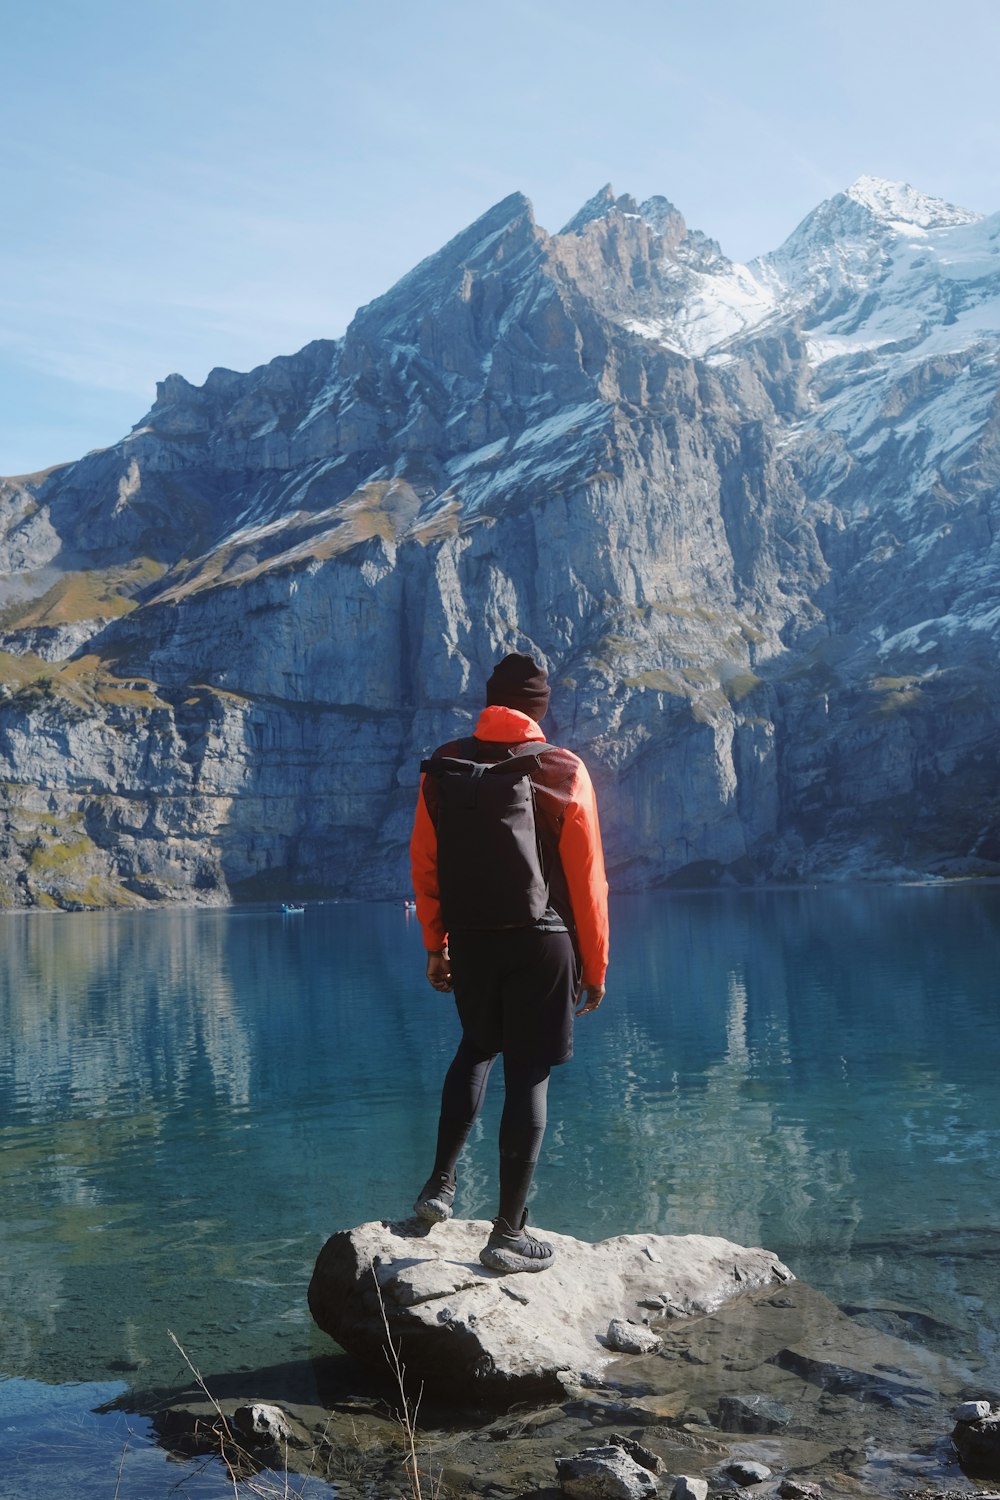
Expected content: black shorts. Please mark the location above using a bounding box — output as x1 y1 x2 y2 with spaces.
448 926 581 1068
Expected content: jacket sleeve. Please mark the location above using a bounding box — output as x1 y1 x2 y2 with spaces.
410 774 447 952
558 760 609 988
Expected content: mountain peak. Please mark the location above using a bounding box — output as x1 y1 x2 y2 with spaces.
559 186 695 255
350 190 539 332
560 185 621 235
843 175 980 230
761 175 986 282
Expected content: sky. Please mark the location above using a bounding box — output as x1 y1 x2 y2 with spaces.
2 0 999 478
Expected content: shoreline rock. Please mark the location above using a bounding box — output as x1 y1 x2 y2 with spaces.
952 1402 1000 1478
308 1217 793 1402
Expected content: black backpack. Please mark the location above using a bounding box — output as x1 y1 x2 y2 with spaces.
420 740 551 930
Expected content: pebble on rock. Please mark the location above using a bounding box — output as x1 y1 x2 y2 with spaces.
606 1318 663 1355
955 1400 994 1422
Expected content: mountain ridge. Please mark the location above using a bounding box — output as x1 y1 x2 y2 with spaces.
1 176 998 908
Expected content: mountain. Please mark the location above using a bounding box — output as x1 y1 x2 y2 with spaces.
1 176 999 909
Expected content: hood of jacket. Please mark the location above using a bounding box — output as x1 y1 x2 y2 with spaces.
473 705 546 743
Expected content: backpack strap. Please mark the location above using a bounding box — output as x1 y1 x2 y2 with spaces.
458 737 550 764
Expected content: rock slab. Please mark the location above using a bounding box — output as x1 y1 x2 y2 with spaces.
308 1218 793 1402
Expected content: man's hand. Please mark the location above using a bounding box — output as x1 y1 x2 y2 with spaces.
575 982 605 1015
426 947 453 993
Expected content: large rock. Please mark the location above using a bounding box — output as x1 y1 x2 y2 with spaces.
952 1405 1000 1478
307 1218 793 1403
556 1444 659 1499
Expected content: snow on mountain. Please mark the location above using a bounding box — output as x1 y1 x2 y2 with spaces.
755 175 983 292
686 177 1000 531
755 176 996 352
622 258 776 359
581 175 997 387
3 173 1000 907
843 174 981 231
547 187 778 359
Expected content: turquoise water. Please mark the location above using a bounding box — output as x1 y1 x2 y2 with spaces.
2 887 1000 1493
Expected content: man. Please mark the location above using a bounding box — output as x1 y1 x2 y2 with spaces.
409 652 609 1273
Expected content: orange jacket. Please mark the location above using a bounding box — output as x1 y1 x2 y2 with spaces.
410 704 609 988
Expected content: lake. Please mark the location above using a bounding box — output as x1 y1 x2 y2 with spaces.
2 886 1000 1495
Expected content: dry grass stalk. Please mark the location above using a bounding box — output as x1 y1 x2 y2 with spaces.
370 1263 444 1500
108 1321 445 1500
166 1330 307 1500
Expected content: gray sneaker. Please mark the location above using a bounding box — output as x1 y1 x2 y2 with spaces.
479 1212 554 1273
413 1171 456 1224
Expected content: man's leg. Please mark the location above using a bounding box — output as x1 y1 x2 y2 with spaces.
415 1034 497 1222
497 1057 550 1228
434 1035 498 1179
479 1057 555 1269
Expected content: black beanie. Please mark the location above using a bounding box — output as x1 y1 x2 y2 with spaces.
486 653 550 721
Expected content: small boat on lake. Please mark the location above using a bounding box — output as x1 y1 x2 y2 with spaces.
281 903 305 915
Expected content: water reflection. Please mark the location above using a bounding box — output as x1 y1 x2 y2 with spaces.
542 886 1000 1368
0 907 421 1388
1 910 250 1113
2 888 1000 1398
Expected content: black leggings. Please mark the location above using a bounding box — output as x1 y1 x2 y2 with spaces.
432 1035 550 1226
436 1035 550 1165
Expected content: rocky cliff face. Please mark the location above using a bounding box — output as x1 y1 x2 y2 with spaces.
2 176 999 908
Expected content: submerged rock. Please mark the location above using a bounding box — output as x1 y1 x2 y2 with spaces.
308 1218 793 1403
719 1457 772 1485
714 1392 792 1433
